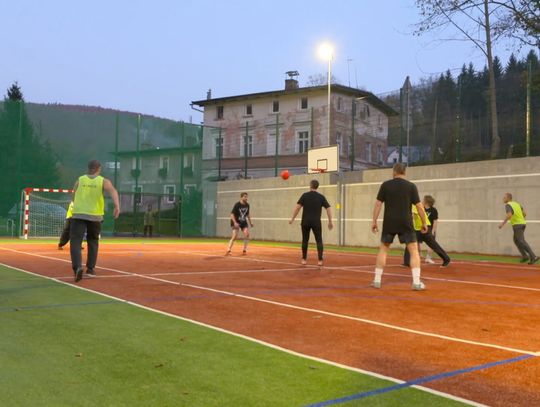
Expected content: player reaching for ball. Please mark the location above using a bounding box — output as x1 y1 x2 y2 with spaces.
226 192 253 256
289 179 333 266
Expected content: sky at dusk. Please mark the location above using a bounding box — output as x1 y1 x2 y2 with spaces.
1 0 528 122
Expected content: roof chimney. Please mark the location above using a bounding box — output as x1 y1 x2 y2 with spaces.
207 89 212 100
285 71 299 90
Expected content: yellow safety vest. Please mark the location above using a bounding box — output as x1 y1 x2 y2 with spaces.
412 204 431 231
507 201 526 226
66 202 74 219
73 175 105 216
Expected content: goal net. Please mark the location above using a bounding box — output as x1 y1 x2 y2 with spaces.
21 188 73 239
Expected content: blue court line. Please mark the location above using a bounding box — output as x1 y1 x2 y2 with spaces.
305 354 536 407
0 299 119 312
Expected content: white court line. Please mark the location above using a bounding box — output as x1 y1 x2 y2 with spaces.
1 247 538 357
344 218 540 224
6 245 540 291
52 267 309 280
0 262 485 407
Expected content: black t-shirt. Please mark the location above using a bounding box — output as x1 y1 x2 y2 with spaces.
376 178 420 234
425 206 438 225
230 202 250 226
297 191 330 226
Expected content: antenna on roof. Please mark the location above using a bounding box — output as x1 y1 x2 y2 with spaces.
285 70 299 79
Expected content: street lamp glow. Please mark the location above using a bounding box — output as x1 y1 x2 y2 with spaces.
317 42 334 61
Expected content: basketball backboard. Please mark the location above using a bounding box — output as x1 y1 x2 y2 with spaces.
307 145 339 173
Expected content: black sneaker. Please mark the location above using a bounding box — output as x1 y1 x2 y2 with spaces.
529 256 539 265
74 267 84 282
86 268 96 277
519 257 529 263
441 260 451 268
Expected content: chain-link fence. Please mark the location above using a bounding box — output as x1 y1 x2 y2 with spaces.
0 101 204 237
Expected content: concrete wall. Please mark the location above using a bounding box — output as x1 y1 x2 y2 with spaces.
214 157 540 255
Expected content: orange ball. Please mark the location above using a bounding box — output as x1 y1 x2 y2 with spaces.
281 170 290 180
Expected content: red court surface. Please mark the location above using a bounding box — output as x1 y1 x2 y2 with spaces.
1 241 539 406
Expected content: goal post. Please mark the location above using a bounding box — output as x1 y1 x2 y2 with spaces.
21 188 73 239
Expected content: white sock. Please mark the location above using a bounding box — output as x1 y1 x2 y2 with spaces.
412 268 421 285
374 268 383 283
243 239 249 251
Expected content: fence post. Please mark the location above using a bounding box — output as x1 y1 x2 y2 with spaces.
274 114 279 177
456 77 462 162
526 59 532 157
350 99 355 171
244 122 248 179
218 127 222 180
133 113 141 236
114 113 119 188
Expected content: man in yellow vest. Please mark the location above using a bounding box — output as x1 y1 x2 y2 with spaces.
70 160 120 282
499 192 538 265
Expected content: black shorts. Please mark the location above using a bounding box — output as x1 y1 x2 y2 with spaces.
381 231 417 244
231 220 249 230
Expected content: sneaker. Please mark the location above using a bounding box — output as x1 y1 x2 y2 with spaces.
74 267 84 282
412 281 426 291
529 256 539 265
371 281 381 289
441 260 451 268
225 250 231 256
58 244 63 250
242 250 247 256
301 259 307 265
317 261 323 267
400 263 410 268
519 257 529 263
86 268 96 277
425 258 435 264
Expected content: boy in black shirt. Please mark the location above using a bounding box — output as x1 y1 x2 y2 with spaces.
226 192 253 255
371 163 428 290
289 180 333 266
423 195 438 264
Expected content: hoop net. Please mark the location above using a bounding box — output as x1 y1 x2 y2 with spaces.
21 188 73 239
309 168 327 173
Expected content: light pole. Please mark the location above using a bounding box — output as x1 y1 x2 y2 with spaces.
318 42 334 145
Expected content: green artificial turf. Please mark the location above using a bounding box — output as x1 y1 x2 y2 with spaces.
0 264 469 407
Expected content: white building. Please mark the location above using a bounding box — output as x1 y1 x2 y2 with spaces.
192 78 397 179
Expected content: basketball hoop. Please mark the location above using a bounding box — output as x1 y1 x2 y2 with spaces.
310 168 327 173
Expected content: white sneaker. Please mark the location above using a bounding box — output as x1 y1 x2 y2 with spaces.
412 281 426 291
371 281 381 289
425 258 435 264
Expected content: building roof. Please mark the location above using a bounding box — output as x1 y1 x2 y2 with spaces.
191 84 398 116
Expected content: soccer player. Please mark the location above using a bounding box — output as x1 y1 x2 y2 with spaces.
423 195 438 264
226 192 253 255
498 192 539 265
58 201 84 251
70 160 120 282
289 179 333 266
403 203 451 268
371 163 428 290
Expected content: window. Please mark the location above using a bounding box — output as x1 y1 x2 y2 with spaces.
160 156 169 171
216 105 224 119
377 145 383 164
297 131 309 154
245 104 253 116
241 134 253 157
214 134 223 158
267 132 279 155
365 142 372 162
133 185 142 206
336 132 342 156
272 100 279 113
183 153 195 175
378 114 383 127
300 97 308 109
164 185 175 204
337 97 342 111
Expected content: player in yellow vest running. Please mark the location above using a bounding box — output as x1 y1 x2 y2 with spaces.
70 160 120 282
498 193 538 265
